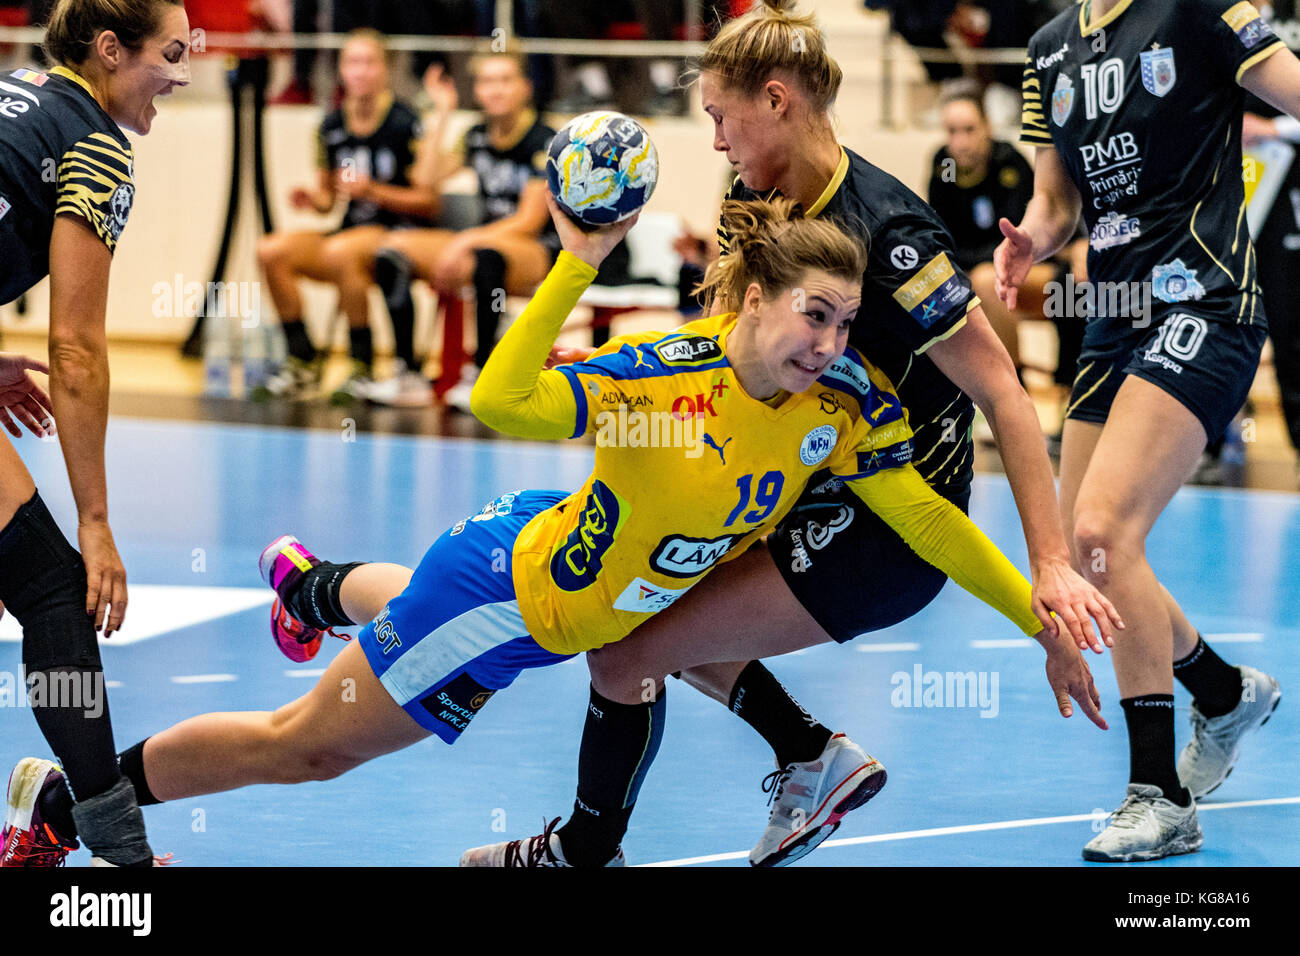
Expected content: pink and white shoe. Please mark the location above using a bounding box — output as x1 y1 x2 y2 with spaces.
258 535 348 663
750 733 887 867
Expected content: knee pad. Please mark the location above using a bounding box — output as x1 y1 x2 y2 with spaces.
0 492 101 670
374 248 414 308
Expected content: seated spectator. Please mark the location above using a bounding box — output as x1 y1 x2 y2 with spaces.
927 87 1086 396
257 29 439 401
365 49 560 410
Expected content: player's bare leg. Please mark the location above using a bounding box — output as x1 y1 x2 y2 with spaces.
141 640 429 801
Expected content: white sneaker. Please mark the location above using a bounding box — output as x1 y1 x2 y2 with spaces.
459 817 626 867
365 362 433 408
329 360 376 406
1178 665 1281 799
251 356 321 401
442 364 480 413
1082 783 1202 862
749 733 887 867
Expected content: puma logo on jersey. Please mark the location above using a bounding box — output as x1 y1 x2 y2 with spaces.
702 433 732 464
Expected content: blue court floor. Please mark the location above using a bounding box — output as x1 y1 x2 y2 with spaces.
3 418 1297 866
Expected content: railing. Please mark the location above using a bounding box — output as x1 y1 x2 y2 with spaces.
0 11 1035 129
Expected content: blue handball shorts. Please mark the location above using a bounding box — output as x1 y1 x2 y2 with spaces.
358 490 575 744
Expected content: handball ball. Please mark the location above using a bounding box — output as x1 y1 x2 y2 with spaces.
547 111 659 225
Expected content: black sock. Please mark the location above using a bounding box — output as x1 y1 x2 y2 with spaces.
375 249 418 370
284 561 363 630
348 327 373 369
1121 694 1190 806
556 685 666 867
280 319 316 363
116 739 161 807
728 661 833 768
41 738 161 842
26 666 121 802
472 248 507 369
1174 635 1241 719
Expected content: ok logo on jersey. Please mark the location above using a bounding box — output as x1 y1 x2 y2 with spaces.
551 480 627 591
671 392 718 420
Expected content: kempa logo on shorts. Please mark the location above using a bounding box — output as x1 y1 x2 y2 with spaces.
799 424 837 466
0 194 9 221
50 887 151 936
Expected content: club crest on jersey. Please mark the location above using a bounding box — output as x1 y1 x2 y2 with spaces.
1151 260 1206 304
799 424 837 467
107 182 134 241
1052 75 1075 127
1140 47 1176 98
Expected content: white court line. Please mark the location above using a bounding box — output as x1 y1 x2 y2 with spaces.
639 796 1300 867
106 681 123 689
1204 633 1265 643
970 639 1035 649
284 669 326 678
856 643 921 653
170 674 239 684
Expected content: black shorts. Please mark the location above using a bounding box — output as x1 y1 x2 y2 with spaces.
767 474 971 644
1067 310 1268 440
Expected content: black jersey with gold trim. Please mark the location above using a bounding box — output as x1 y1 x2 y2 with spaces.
0 66 134 304
1021 0 1286 335
318 97 424 230
720 147 979 497
458 112 555 224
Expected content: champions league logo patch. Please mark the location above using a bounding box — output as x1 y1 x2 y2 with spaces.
107 182 134 241
1152 260 1206 304
1052 75 1075 127
1140 46 1176 98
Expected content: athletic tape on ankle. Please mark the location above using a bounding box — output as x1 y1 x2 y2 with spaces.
69 776 153 866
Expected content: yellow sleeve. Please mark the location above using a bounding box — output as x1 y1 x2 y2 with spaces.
55 133 134 251
847 465 1043 636
470 251 598 439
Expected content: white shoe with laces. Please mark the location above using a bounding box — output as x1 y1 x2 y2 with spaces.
1082 783 1202 862
1178 665 1281 799
749 733 887 867
459 817 625 867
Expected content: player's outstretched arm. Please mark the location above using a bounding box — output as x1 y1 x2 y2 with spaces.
994 147 1081 310
471 194 638 436
928 310 1121 653
47 215 127 638
848 464 1109 728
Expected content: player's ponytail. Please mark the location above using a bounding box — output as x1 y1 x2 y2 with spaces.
44 0 183 67
699 0 842 113
698 197 866 314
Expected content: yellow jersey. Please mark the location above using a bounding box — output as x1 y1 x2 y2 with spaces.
474 252 1043 656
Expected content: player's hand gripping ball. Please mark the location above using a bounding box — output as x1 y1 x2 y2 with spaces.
546 111 659 226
